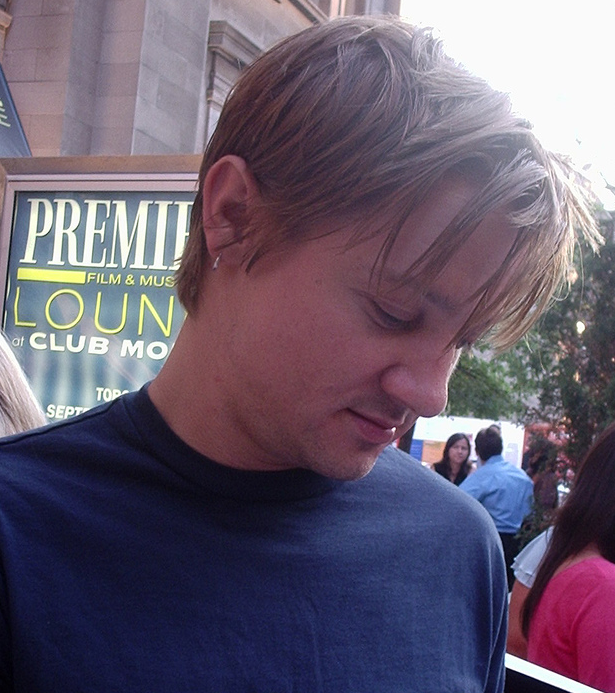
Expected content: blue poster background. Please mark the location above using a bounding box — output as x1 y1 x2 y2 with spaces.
2 189 193 421
0 63 31 157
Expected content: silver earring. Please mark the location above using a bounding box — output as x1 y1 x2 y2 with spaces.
212 254 221 270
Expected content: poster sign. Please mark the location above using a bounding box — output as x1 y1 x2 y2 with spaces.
0 64 31 157
1 159 199 421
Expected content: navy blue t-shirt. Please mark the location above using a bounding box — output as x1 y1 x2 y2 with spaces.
0 387 507 691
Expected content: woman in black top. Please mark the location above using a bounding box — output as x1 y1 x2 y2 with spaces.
433 433 472 485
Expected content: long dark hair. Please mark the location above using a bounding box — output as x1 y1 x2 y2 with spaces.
434 433 472 483
522 421 615 637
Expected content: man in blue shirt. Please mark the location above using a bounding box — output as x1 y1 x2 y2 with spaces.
460 427 534 589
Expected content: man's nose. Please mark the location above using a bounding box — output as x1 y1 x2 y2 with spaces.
379 354 456 419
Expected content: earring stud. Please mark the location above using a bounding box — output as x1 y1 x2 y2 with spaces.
212 254 221 270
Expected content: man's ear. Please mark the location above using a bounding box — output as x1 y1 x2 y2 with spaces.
202 155 259 268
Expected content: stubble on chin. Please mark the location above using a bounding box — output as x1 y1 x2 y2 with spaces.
309 448 381 482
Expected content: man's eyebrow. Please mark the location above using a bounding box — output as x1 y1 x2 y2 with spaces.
423 289 461 315
377 269 462 315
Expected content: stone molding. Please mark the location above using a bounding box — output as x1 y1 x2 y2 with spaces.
0 8 11 55
207 20 261 69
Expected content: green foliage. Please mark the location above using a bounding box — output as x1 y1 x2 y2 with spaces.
446 343 534 421
524 233 615 462
517 502 556 552
515 434 561 550
515 220 615 543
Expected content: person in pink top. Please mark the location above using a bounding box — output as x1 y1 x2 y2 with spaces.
523 421 615 692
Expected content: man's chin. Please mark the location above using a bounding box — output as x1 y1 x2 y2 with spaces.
312 451 381 481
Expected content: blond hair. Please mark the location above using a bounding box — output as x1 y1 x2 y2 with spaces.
0 333 46 436
177 16 600 349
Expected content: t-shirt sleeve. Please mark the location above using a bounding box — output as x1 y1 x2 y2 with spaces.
512 528 551 588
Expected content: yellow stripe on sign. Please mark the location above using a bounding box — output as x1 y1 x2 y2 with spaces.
17 268 88 284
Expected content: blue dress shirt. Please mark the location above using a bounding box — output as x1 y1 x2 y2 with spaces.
459 455 533 533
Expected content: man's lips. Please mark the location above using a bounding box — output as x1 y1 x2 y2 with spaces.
349 410 403 446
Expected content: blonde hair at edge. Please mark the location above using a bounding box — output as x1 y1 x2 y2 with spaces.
176 16 601 352
0 332 46 436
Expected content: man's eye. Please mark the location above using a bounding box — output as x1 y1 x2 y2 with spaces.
371 301 423 332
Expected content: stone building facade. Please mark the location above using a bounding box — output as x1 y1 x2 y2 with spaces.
0 0 399 158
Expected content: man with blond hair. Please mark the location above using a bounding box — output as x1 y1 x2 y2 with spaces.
0 16 598 692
